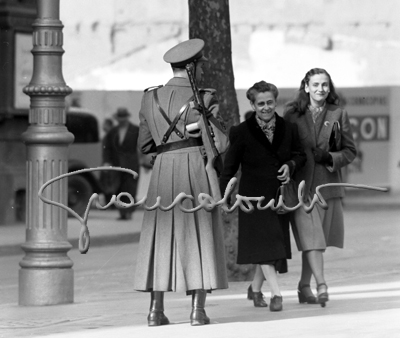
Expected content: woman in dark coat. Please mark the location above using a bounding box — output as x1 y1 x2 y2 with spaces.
220 81 306 311
284 68 356 307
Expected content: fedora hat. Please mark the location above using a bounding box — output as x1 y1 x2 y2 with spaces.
113 107 131 118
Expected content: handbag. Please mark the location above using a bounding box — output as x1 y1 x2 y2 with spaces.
275 179 299 215
329 121 341 152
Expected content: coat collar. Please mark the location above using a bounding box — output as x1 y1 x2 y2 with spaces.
246 112 286 153
298 103 341 147
165 77 192 87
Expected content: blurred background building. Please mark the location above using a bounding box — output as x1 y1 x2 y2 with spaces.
57 0 400 91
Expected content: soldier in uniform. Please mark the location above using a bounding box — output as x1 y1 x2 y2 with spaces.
134 39 228 326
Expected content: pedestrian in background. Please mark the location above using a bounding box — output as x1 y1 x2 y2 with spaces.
100 117 116 204
102 118 114 135
102 107 140 220
134 38 228 326
219 81 306 312
284 68 356 306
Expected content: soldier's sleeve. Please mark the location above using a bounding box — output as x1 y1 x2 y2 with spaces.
139 91 157 154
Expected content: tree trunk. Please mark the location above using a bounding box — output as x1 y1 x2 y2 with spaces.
188 0 252 281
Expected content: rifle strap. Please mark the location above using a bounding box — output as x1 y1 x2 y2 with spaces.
163 96 193 143
153 89 191 144
153 89 183 142
154 89 193 144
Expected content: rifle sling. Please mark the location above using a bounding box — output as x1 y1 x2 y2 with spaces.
153 89 193 144
201 112 220 157
162 96 193 143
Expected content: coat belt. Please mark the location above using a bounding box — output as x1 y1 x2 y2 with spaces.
156 138 203 154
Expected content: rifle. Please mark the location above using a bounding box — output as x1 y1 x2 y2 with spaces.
185 62 222 201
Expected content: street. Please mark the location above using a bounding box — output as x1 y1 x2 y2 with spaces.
0 207 400 337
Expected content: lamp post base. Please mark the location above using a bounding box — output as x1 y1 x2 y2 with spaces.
19 268 74 306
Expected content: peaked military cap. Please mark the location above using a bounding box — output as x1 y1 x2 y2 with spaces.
163 38 208 68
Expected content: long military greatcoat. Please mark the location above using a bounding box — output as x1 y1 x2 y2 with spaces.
134 77 228 293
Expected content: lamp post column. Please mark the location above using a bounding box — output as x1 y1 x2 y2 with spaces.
19 0 74 306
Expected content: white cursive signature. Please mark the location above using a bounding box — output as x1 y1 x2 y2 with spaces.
38 167 388 254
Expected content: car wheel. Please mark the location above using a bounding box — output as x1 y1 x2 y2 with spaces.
68 175 93 217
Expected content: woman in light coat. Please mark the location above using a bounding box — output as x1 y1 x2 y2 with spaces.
284 68 356 306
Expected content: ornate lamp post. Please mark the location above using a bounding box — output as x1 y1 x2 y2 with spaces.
19 0 74 305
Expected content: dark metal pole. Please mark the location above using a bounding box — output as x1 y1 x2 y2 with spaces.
19 0 74 305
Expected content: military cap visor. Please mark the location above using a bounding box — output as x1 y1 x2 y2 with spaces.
163 38 208 68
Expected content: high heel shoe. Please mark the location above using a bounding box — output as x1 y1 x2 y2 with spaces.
317 283 329 308
297 282 317 304
247 284 264 300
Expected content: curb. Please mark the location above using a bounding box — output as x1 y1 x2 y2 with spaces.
0 231 141 257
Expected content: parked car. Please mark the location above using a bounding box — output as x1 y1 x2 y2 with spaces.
0 107 103 224
66 107 103 216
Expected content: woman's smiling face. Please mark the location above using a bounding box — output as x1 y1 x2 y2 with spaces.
251 91 277 122
305 73 330 106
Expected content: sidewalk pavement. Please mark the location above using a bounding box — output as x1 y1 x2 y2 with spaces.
3 280 400 337
1 192 400 337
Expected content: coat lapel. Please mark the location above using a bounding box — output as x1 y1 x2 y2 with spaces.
316 104 339 146
304 111 317 148
246 113 284 154
271 114 285 151
314 108 328 140
120 124 131 147
247 113 272 151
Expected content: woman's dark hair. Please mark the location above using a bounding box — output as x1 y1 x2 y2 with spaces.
285 68 339 116
246 81 279 103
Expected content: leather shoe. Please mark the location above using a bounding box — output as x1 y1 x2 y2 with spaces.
247 284 264 300
148 311 169 327
252 291 268 308
269 295 283 312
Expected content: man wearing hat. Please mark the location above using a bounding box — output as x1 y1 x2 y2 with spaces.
134 38 228 326
102 107 140 220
